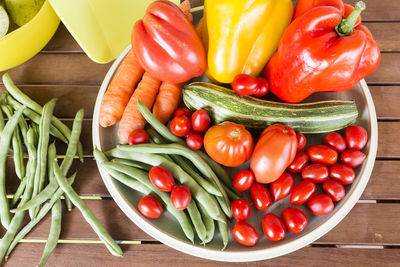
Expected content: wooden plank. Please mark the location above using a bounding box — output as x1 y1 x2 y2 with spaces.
364 23 400 52
42 24 82 53
365 53 400 85
370 86 400 119
4 244 400 266
377 122 400 158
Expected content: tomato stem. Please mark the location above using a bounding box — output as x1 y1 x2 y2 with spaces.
230 130 239 139
335 1 365 37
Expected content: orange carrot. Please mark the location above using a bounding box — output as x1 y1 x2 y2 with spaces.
118 72 161 144
99 50 144 128
152 82 185 124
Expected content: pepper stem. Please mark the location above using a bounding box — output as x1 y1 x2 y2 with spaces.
335 1 365 37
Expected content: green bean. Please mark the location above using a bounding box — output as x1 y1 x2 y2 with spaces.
2 74 82 157
222 183 241 201
37 199 62 267
26 128 38 219
108 169 153 195
53 160 122 257
0 105 24 229
111 158 152 172
187 200 206 244
6 95 67 143
6 176 76 258
106 148 224 222
217 220 229 250
119 144 232 218
197 201 215 244
10 178 26 208
0 108 4 132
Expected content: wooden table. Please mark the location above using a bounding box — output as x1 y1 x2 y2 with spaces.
1 0 399 265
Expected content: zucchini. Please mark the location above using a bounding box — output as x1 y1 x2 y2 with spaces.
183 82 358 133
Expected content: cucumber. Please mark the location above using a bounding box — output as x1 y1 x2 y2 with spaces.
183 82 358 133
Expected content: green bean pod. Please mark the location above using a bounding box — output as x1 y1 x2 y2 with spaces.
10 178 26 208
111 158 152 172
0 105 24 229
0 108 5 133
217 220 229 250
187 200 207 244
53 160 123 257
222 183 241 201
197 201 215 244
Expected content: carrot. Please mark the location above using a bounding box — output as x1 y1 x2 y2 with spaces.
152 82 185 124
99 50 144 128
118 72 161 144
180 0 193 22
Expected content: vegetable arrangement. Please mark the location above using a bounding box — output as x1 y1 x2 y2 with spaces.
94 0 378 250
0 73 122 265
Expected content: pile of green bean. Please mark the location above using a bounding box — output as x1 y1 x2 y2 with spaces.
0 73 122 265
95 100 241 248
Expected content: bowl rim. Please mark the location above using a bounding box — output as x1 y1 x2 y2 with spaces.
92 45 378 262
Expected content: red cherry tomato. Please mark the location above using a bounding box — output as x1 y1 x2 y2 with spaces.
171 186 191 210
252 78 269 98
341 149 366 168
186 133 203 150
149 166 175 192
191 110 211 132
250 182 272 210
290 180 316 205
170 115 191 136
344 126 368 150
128 129 149 145
270 173 294 202
288 152 309 173
296 133 307 151
231 199 251 221
138 195 163 218
233 170 255 192
232 74 259 96
262 213 286 241
174 107 192 118
232 221 259 246
306 145 338 166
323 180 345 202
323 132 347 153
329 164 355 185
281 207 308 233
302 163 329 183
307 194 334 216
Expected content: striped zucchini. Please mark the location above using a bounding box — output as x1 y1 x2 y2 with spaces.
183 82 358 133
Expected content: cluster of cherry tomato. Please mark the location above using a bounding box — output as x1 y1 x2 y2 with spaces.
230 125 368 246
170 107 211 150
138 166 192 218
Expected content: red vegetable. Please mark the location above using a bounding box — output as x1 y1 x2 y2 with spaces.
171 186 191 210
262 213 286 241
344 126 368 150
296 133 307 151
170 115 191 137
191 110 211 132
329 164 355 185
231 199 251 221
270 173 294 202
290 180 316 205
341 149 366 168
128 129 149 145
232 222 259 246
250 183 272 211
281 207 308 233
323 180 345 202
306 145 338 166
288 152 309 174
186 133 203 150
138 195 163 218
149 166 175 192
323 132 347 153
307 194 334 215
174 107 192 118
232 75 269 98
302 164 329 184
233 170 255 192
252 78 269 98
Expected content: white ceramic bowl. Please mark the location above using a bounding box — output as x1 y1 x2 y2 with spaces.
92 45 378 262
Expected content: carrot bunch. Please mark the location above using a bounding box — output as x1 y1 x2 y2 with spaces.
99 1 192 144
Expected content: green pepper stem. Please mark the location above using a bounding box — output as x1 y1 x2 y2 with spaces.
335 1 365 36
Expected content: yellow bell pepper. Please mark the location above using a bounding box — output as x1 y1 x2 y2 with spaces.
200 0 293 84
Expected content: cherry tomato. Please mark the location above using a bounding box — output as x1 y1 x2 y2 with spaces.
307 194 334 216
323 132 346 153
232 221 259 246
174 107 192 118
262 213 286 241
233 170 255 192
204 122 254 167
323 180 345 202
329 164 355 185
252 78 269 98
290 180 316 205
250 182 272 210
341 149 366 168
138 195 163 218
302 164 329 183
288 152 309 173
270 173 294 202
170 115 191 136
306 145 338 166
281 207 308 233
232 74 259 96
186 133 203 150
148 166 175 192
296 133 307 151
128 129 149 145
191 109 211 132
231 199 251 221
344 126 368 150
171 186 191 210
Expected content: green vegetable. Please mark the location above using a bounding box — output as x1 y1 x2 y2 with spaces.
183 82 359 133
5 0 44 26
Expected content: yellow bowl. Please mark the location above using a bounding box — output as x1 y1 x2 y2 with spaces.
0 0 60 71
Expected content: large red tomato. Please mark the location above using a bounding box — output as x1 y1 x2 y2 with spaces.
250 124 297 184
204 122 254 167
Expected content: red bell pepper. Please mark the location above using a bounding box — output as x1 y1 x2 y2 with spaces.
264 1 380 103
132 0 206 84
